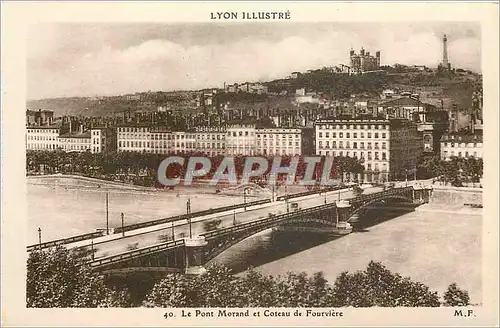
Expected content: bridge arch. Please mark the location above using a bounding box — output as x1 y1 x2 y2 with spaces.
202 214 337 262
347 194 413 221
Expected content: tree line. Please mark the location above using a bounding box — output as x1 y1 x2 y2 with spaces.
27 246 471 308
417 156 483 187
26 150 365 187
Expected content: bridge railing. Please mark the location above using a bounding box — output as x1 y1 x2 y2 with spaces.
113 199 271 234
276 185 346 201
87 187 422 269
27 231 105 252
89 239 185 269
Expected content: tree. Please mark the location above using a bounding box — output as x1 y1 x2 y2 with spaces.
443 283 470 306
330 261 441 307
26 246 131 308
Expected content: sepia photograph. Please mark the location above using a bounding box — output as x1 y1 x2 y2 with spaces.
1 1 499 327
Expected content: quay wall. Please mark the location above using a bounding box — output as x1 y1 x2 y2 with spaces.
430 186 483 206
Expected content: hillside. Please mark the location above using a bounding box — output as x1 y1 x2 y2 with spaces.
27 69 481 118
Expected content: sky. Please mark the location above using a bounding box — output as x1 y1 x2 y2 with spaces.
27 22 481 100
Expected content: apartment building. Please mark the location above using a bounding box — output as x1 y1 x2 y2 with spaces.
255 128 302 156
25 126 60 151
116 125 152 152
440 132 483 160
315 118 423 182
194 126 227 156
58 131 92 152
226 123 257 156
172 131 197 154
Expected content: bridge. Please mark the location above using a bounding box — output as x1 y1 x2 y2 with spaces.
72 186 431 276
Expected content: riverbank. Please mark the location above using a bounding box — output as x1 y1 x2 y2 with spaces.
238 207 482 304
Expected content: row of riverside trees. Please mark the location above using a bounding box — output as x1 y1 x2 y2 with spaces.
26 150 365 187
27 246 471 308
417 156 483 187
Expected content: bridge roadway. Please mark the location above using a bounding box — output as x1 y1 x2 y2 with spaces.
55 186 384 260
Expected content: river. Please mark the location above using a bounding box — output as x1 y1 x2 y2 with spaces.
27 176 482 305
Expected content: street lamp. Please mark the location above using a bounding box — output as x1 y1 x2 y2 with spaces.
38 227 42 249
105 192 109 235
405 169 408 187
233 209 236 226
187 198 192 238
243 190 247 210
121 213 125 237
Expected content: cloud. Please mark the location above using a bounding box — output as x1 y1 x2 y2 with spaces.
27 23 481 100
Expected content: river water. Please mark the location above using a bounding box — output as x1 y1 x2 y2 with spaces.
27 177 482 305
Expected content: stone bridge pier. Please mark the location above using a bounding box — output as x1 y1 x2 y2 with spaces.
184 236 208 275
336 200 352 222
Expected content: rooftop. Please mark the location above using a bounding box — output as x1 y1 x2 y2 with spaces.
59 131 91 139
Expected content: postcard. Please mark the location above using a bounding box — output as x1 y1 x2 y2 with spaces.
1 1 498 327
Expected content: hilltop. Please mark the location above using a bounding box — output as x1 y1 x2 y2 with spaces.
27 67 481 118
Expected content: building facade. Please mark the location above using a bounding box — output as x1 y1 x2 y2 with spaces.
255 128 302 156
58 132 92 152
25 126 60 151
194 127 227 156
440 133 483 160
226 123 257 156
116 125 152 153
315 118 422 183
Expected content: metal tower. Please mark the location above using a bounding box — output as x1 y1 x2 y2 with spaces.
442 34 449 67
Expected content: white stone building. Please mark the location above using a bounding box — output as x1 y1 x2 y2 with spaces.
255 128 302 156
440 133 483 160
315 118 423 182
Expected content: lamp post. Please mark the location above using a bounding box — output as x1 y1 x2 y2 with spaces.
171 221 175 241
243 190 247 211
187 198 192 238
121 213 125 237
38 227 42 249
233 209 236 226
324 192 327 204
91 239 94 261
405 169 408 187
105 192 109 235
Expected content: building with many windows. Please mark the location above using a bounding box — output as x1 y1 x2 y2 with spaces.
25 126 60 151
226 123 257 156
194 126 227 156
116 125 152 152
172 131 197 154
315 118 422 182
255 128 302 156
440 132 483 160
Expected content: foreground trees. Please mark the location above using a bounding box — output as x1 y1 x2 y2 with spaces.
27 246 131 308
143 262 465 308
27 247 471 308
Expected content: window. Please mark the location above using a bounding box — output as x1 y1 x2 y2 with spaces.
332 141 336 148
339 132 343 138
382 133 386 138
339 141 343 149
353 142 358 149
374 133 379 138
382 142 386 149
382 152 386 160
368 132 372 138
353 133 357 138
346 133 350 138
325 132 329 138
332 132 336 138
